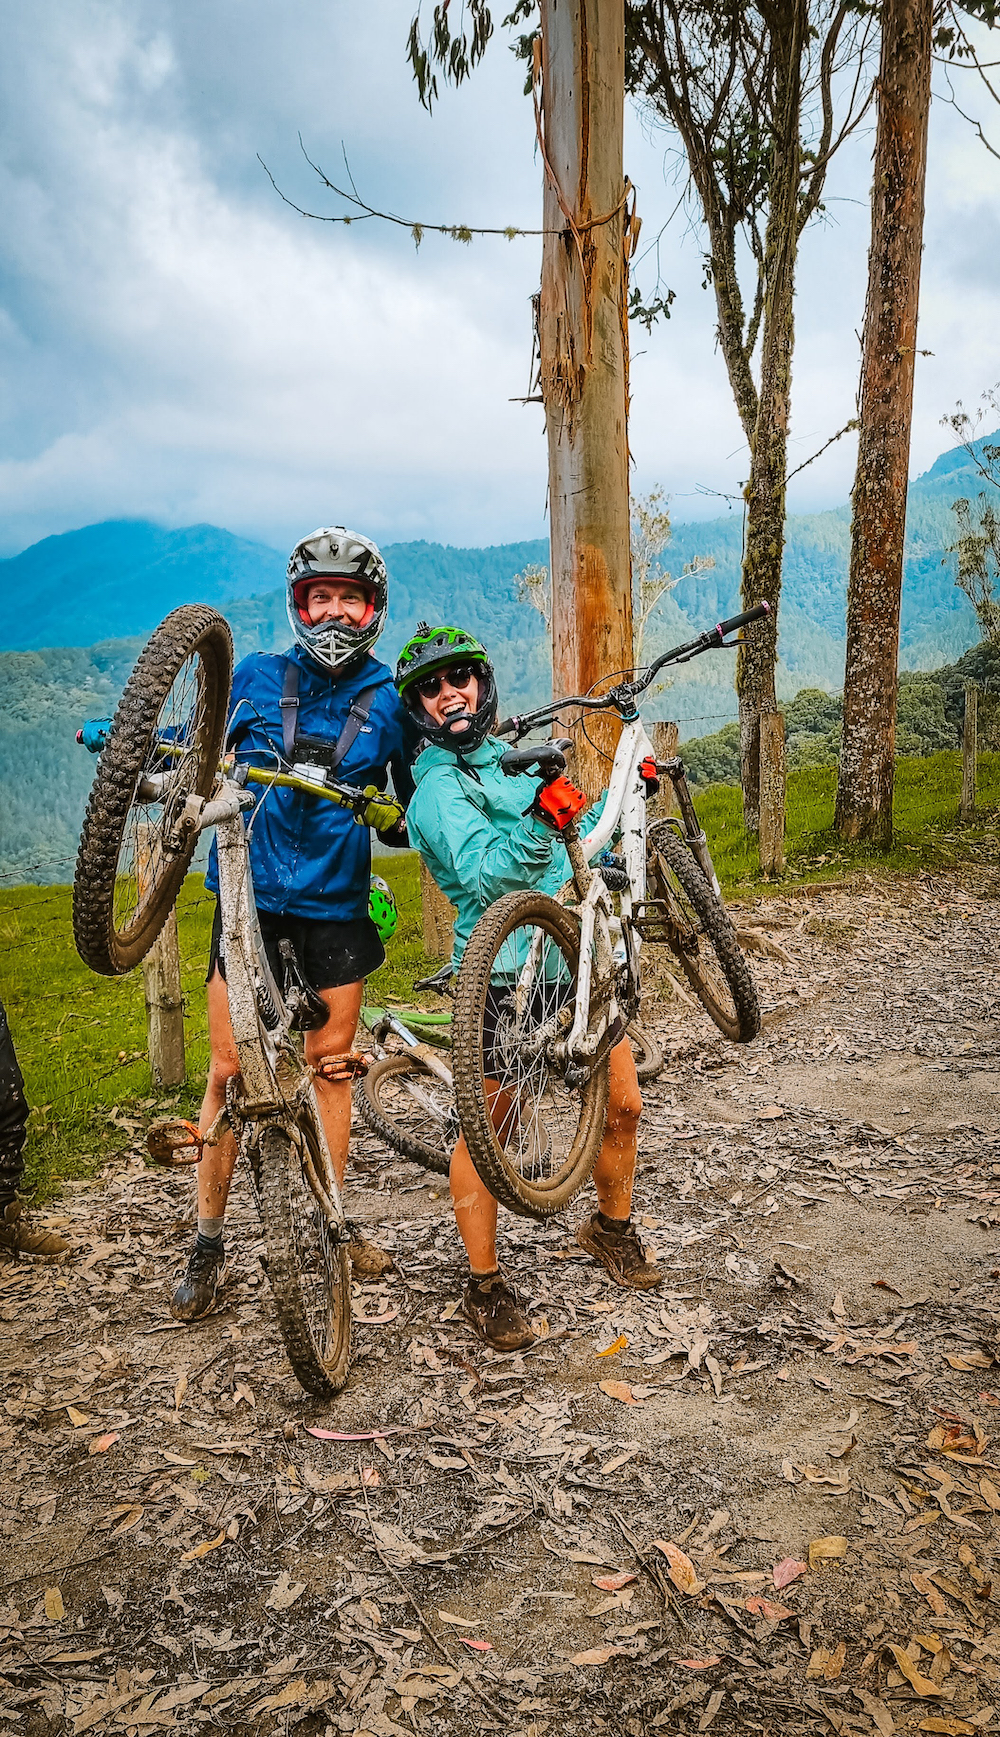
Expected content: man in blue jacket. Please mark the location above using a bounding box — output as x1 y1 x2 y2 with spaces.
171 527 417 1321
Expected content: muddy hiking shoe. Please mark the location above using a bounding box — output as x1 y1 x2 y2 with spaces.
462 1270 535 1352
170 1235 227 1321
0 1199 70 1259
577 1211 664 1290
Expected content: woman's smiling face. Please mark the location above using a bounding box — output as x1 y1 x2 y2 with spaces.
419 665 481 733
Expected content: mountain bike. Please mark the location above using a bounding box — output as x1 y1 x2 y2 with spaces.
72 604 403 1399
357 975 664 1178
451 607 766 1219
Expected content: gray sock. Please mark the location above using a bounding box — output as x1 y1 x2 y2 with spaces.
198 1216 225 1242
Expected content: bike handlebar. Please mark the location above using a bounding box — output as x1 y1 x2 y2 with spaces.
495 602 770 740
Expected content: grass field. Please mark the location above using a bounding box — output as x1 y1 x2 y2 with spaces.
3 748 998 1200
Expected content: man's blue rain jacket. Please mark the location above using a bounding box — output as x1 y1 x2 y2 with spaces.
405 737 604 971
205 647 417 922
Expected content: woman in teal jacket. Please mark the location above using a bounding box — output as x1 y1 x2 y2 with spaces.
398 623 663 1352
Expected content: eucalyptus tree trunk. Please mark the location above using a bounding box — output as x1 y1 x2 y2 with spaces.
539 0 633 796
736 0 805 832
835 0 932 845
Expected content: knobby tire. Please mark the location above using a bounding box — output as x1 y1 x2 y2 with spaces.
646 823 759 1043
257 1116 352 1399
453 889 609 1219
359 1053 455 1176
73 605 233 975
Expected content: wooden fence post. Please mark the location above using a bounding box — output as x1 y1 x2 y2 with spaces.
136 824 186 1087
961 685 978 821
759 712 786 877
649 721 679 821
420 859 456 961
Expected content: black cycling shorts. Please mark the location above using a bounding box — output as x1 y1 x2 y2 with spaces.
480 980 572 1081
207 904 384 993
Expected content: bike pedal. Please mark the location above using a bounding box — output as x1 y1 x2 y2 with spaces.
146 1118 204 1165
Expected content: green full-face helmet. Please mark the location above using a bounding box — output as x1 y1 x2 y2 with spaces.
368 875 397 944
394 621 497 752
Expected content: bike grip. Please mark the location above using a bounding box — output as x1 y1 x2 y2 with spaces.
717 602 770 637
77 719 111 753
495 715 517 739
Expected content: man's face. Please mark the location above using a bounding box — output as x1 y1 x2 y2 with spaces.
304 579 370 626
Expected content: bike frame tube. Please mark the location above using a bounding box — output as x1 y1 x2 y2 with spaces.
208 784 345 1229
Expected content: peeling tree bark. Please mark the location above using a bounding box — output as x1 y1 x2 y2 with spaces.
736 0 805 832
539 0 634 795
834 0 931 845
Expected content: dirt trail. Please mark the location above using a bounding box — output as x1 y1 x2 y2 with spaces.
2 868 1000 1737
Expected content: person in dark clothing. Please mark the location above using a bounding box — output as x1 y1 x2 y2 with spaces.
0 997 69 1258
170 527 416 1321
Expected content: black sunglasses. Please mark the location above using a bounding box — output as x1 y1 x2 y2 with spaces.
414 663 478 700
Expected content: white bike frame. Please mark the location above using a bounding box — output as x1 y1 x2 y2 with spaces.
194 776 346 1230
517 716 715 1068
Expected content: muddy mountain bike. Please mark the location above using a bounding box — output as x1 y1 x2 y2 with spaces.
73 604 403 1399
452 606 766 1220
357 972 664 1178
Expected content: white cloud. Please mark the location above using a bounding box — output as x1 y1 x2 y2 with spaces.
1 1 999 556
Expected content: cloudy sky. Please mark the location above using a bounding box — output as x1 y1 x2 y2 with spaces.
1 1 999 558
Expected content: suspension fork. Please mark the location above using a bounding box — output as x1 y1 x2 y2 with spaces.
663 760 722 896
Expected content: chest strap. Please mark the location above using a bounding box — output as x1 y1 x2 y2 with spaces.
279 659 378 770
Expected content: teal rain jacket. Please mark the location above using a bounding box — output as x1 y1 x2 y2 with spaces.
406 737 604 972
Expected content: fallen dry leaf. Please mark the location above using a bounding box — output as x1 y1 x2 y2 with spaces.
652 1540 701 1594
44 1587 65 1621
807 1641 846 1681
305 1424 431 1442
809 1535 848 1569
917 1719 976 1735
458 1637 493 1651
945 1352 993 1371
266 1571 306 1612
773 1557 808 1589
438 1610 477 1628
592 1571 638 1592
598 1379 639 1405
88 1432 119 1455
596 1334 628 1357
66 1406 89 1426
978 1476 1000 1511
886 1644 942 1698
570 1645 624 1665
758 1105 785 1120
180 1529 227 1563
746 1595 795 1621
677 1657 722 1670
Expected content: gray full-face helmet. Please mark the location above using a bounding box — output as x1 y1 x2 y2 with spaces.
286 526 389 676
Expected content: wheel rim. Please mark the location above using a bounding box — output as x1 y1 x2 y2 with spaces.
481 916 589 1191
112 652 214 942
650 849 739 1028
373 1062 458 1158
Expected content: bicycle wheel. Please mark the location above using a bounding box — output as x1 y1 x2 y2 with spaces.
626 1020 664 1084
74 605 233 976
646 823 760 1043
359 1053 456 1176
257 1111 352 1398
453 889 610 1220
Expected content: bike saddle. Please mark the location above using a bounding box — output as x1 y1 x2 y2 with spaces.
500 739 573 779
412 963 455 996
278 939 329 1031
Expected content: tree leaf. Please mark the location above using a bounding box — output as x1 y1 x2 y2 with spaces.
678 1657 722 1669
886 1644 941 1697
598 1380 639 1405
180 1529 228 1562
808 1535 848 1569
652 1539 701 1594
746 1595 795 1621
596 1334 628 1357
592 1571 638 1592
265 1571 306 1611
88 1432 119 1455
773 1557 808 1588
44 1587 65 1621
570 1645 625 1665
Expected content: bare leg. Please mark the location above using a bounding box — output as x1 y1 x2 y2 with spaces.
303 979 366 1190
591 1037 643 1218
195 969 240 1223
449 1080 512 1274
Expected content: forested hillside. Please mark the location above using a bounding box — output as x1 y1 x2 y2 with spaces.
1 432 993 881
